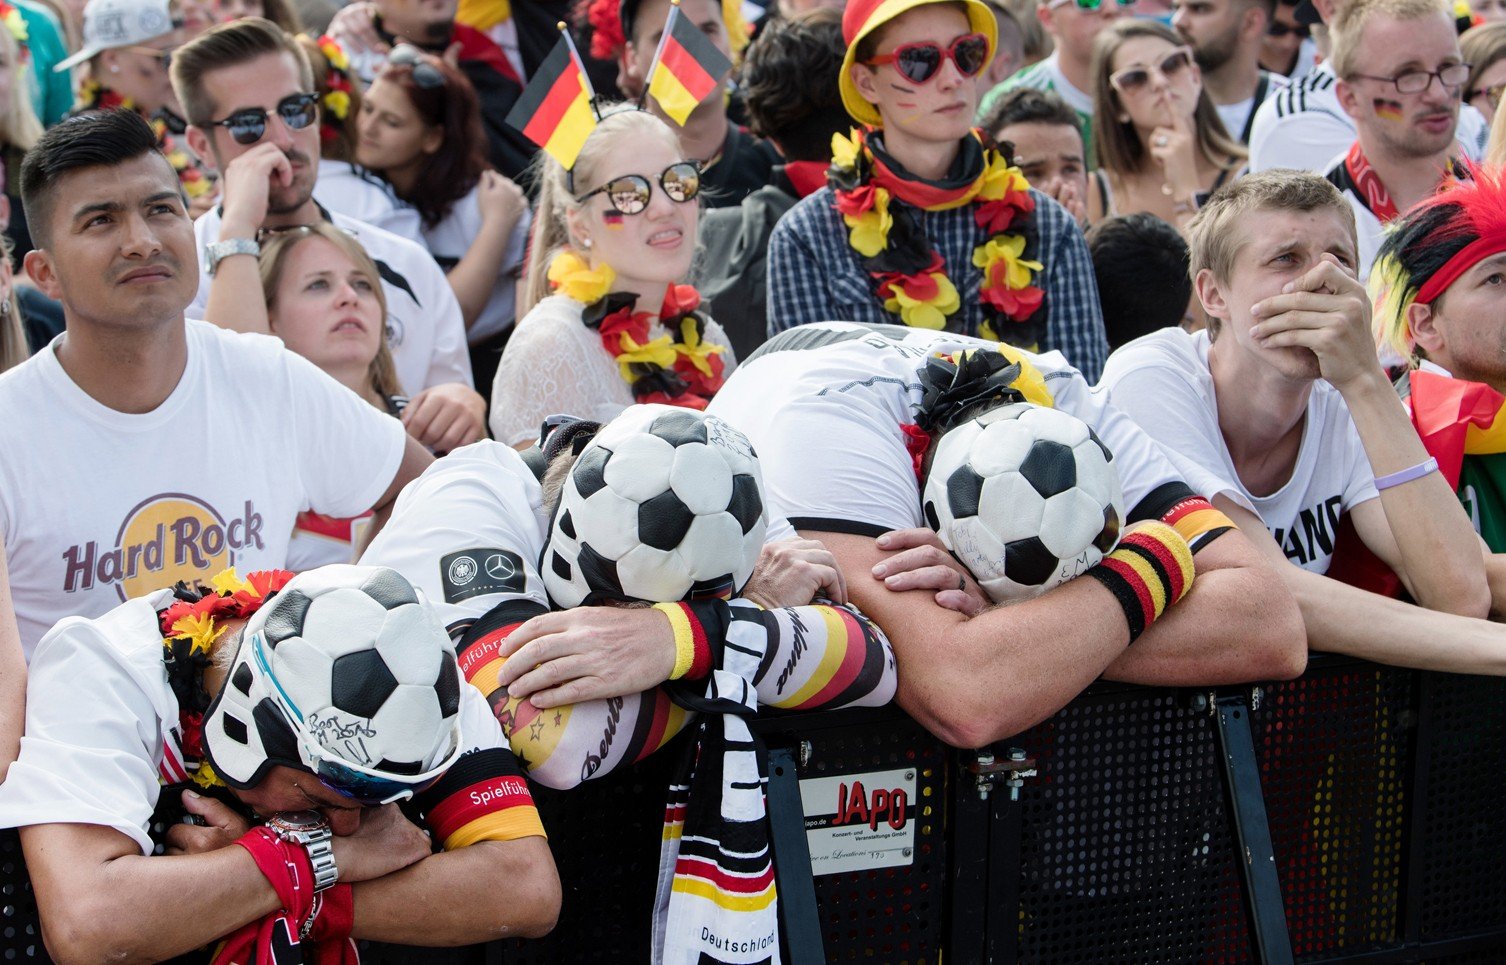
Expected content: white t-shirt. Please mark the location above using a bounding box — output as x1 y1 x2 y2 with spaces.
362 439 798 632
312 159 424 246
489 295 738 446
418 183 531 345
0 320 407 657
1249 62 1489 173
1097 328 1379 573
1214 71 1289 144
189 207 472 396
0 588 504 855
705 322 1186 537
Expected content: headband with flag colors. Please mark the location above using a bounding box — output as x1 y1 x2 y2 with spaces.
1372 164 1506 363
505 22 598 169
644 0 732 126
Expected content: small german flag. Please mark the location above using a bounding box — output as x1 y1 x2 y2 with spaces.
505 24 596 169
645 0 732 126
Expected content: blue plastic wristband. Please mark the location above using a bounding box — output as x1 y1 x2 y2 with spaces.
1374 457 1439 491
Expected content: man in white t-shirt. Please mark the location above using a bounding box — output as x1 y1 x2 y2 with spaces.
1099 169 1506 674
0 564 558 961
0 109 432 657
707 322 1308 748
1319 0 1469 280
1247 0 1488 172
170 18 485 451
1172 0 1288 143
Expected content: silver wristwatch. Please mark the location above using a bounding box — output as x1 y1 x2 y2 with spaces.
265 810 338 892
204 237 260 276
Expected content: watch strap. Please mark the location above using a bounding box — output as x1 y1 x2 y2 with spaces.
205 237 261 276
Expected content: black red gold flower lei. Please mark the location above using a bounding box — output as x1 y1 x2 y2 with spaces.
828 128 1047 347
159 568 294 788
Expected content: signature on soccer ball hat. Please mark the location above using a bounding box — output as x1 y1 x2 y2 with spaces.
923 402 1125 604
542 405 768 608
202 564 464 804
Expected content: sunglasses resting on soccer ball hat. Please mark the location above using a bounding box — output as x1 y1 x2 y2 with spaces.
838 0 999 127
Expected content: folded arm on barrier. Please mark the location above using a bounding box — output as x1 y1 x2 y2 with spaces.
803 521 1306 749
460 597 897 790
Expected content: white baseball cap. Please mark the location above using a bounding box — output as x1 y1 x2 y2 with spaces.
55 0 178 72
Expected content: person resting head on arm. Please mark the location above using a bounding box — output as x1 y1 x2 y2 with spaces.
0 564 559 963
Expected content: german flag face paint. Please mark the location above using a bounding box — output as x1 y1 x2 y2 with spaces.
1374 97 1405 121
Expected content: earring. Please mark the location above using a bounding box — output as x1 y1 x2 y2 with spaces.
1 298 11 319
580 237 593 249
109 65 120 73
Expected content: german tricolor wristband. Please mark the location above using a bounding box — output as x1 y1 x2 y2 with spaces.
1084 522 1195 643
654 601 713 679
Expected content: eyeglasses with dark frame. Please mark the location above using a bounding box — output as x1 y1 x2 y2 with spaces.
1347 62 1472 95
1265 20 1309 38
205 92 320 145
863 32 990 85
387 43 446 90
1109 45 1196 94
574 161 702 215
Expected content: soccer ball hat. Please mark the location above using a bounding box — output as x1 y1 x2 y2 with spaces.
839 0 998 127
542 404 768 608
202 564 464 804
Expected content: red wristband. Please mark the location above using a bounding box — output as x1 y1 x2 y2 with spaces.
235 827 315 920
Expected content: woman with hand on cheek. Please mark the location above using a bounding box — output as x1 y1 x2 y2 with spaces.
488 106 736 447
1086 19 1245 231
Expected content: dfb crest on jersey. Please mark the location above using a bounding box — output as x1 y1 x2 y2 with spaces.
923 403 1124 603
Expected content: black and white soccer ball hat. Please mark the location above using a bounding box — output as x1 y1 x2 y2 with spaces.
202 564 464 803
542 404 768 608
923 402 1125 604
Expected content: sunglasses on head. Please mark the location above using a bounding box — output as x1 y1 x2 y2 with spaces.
575 161 702 215
387 43 446 89
864 32 990 85
1473 82 1506 109
1047 0 1138 11
206 92 320 145
1109 45 1195 94
1265 20 1309 38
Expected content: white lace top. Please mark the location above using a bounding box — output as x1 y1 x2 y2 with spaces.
488 294 738 445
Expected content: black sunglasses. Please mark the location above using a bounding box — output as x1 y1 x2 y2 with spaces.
206 92 320 145
574 161 702 215
1266 20 1309 38
387 43 445 90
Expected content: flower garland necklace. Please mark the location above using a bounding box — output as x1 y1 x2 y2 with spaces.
158 567 294 789
830 128 1046 348
76 80 214 200
548 250 727 408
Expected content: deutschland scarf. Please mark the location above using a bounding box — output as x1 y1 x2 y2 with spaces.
654 608 779 965
829 128 1046 349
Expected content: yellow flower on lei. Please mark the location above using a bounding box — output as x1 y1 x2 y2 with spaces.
323 88 350 121
317 36 349 72
612 332 679 381
977 154 1030 203
973 233 1043 291
993 344 1053 408
169 612 225 654
831 129 862 173
1 7 25 44
883 272 959 330
548 250 616 305
677 316 725 377
191 759 225 789
845 189 893 259
211 567 251 596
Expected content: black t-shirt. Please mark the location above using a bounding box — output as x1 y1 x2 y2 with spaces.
699 125 779 209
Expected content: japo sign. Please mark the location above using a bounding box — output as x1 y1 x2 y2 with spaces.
799 767 918 876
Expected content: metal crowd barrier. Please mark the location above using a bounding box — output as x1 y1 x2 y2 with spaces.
3 655 1504 962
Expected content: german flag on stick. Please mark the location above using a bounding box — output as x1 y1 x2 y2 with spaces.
645 0 732 126
505 22 597 169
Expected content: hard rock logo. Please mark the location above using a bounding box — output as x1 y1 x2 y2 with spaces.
62 493 265 601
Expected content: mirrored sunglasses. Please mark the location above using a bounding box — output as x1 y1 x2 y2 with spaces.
387 43 446 89
206 92 320 145
574 161 702 215
1047 0 1138 12
864 32 990 85
1109 46 1195 94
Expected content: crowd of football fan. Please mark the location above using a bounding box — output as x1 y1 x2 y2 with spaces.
3 0 1506 957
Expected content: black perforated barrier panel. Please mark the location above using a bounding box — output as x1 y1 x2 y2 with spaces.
3 666 1505 962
